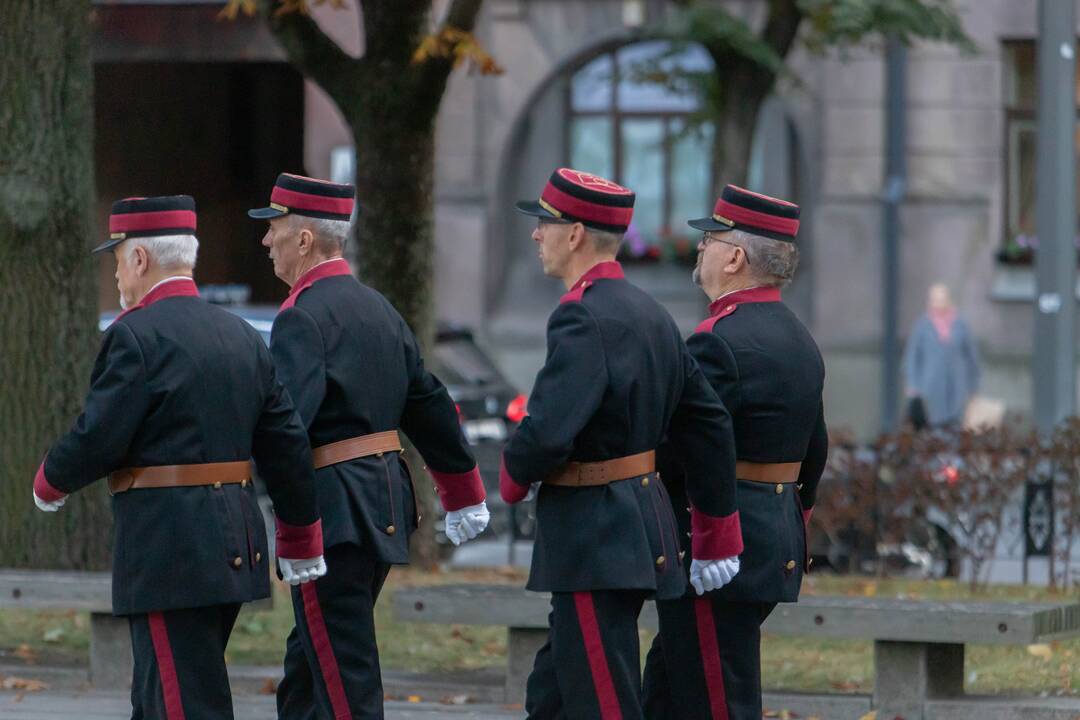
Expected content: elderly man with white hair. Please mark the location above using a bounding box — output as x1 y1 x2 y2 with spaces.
33 195 325 719
642 185 828 720
248 173 489 719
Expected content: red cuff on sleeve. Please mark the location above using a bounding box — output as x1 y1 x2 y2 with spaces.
499 455 529 504
691 509 744 560
803 507 813 527
430 465 486 512
34 462 66 503
275 517 324 560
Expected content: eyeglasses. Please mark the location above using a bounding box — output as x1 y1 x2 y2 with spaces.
702 232 751 265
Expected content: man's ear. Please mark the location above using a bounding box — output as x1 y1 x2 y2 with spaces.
297 227 314 256
567 222 587 251
134 245 151 277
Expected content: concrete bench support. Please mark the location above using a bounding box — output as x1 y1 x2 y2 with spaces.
506 627 546 704
874 640 964 720
90 612 132 689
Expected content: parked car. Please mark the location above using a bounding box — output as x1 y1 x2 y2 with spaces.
99 288 534 543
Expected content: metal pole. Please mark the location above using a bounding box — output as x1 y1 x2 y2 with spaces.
1033 0 1077 435
881 36 907 434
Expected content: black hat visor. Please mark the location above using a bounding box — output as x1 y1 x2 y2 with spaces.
247 205 289 221
515 200 571 223
687 216 737 233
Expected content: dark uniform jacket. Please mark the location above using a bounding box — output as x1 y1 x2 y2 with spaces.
34 278 321 615
500 261 742 600
269 259 485 564
659 285 827 603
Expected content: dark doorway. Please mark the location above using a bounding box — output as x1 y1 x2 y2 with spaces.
95 62 304 308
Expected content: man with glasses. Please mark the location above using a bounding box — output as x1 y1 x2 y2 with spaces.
642 185 828 720
502 168 743 719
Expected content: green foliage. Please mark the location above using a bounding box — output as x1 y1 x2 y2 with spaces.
798 0 976 53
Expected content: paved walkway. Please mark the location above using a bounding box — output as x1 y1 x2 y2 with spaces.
0 690 523 719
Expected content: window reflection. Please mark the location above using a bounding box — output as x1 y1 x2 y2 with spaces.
568 41 715 264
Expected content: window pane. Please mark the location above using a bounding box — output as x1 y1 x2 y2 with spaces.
621 119 665 254
571 53 614 112
1007 119 1035 239
570 117 615 180
616 41 712 113
670 120 714 238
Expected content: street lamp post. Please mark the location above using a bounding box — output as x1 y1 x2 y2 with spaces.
1033 0 1077 435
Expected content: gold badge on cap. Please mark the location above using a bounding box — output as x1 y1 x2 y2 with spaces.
110 232 126 240
270 202 289 213
712 215 735 227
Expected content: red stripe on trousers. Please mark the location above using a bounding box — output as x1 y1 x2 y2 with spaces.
572 592 623 720
694 597 730 720
301 582 352 719
148 612 186 720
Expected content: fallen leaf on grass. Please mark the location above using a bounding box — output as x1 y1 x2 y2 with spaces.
259 678 277 695
1028 644 1054 660
12 645 36 664
1 676 48 692
858 712 876 720
440 694 470 705
830 680 860 691
406 695 422 703
43 627 64 643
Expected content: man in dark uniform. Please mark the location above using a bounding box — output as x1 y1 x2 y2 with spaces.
248 173 490 719
641 185 828 720
502 168 743 720
32 196 325 720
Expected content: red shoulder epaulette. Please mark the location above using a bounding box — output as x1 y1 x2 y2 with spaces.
559 280 593 305
693 303 737 334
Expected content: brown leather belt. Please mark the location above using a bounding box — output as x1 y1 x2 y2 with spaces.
736 460 802 484
108 460 253 495
312 430 403 470
545 450 656 487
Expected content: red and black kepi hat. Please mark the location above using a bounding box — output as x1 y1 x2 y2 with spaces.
93 195 197 255
516 168 635 234
248 173 355 222
689 184 800 243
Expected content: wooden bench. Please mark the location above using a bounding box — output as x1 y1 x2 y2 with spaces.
393 584 1080 718
0 570 130 689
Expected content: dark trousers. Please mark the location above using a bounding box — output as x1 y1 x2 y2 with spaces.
642 597 776 720
129 602 242 720
277 543 392 720
525 590 648 720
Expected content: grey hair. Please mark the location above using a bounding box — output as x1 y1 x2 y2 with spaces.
585 228 624 254
290 214 351 251
126 234 199 270
732 229 799 287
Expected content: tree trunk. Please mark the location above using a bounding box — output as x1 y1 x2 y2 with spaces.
349 101 443 567
0 0 109 569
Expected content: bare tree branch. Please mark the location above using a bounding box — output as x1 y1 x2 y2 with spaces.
410 0 484 122
259 0 360 105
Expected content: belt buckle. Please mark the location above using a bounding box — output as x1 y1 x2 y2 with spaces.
108 470 136 496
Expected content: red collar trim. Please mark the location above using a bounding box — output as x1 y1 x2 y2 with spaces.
116 277 199 320
280 258 351 311
707 286 780 317
560 261 625 304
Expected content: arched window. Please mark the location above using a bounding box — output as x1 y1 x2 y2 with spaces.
568 41 714 263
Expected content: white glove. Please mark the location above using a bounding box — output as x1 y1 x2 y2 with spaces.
278 555 327 586
444 501 491 546
690 556 740 595
33 491 66 513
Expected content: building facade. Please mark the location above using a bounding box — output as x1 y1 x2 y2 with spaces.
92 0 1077 437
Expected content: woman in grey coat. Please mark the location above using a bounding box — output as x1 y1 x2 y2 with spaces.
903 284 981 428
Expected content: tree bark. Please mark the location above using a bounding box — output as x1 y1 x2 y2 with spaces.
704 0 804 188
0 0 109 569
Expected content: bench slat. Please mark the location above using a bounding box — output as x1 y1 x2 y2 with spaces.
392 585 1080 646
0 569 112 612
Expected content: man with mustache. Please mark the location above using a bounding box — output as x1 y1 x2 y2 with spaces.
642 185 828 720
503 168 742 719
33 195 324 719
249 173 490 719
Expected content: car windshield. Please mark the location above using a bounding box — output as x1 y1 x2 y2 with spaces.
434 338 500 386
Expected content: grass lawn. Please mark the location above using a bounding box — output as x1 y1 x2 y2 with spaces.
1 570 1077 696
